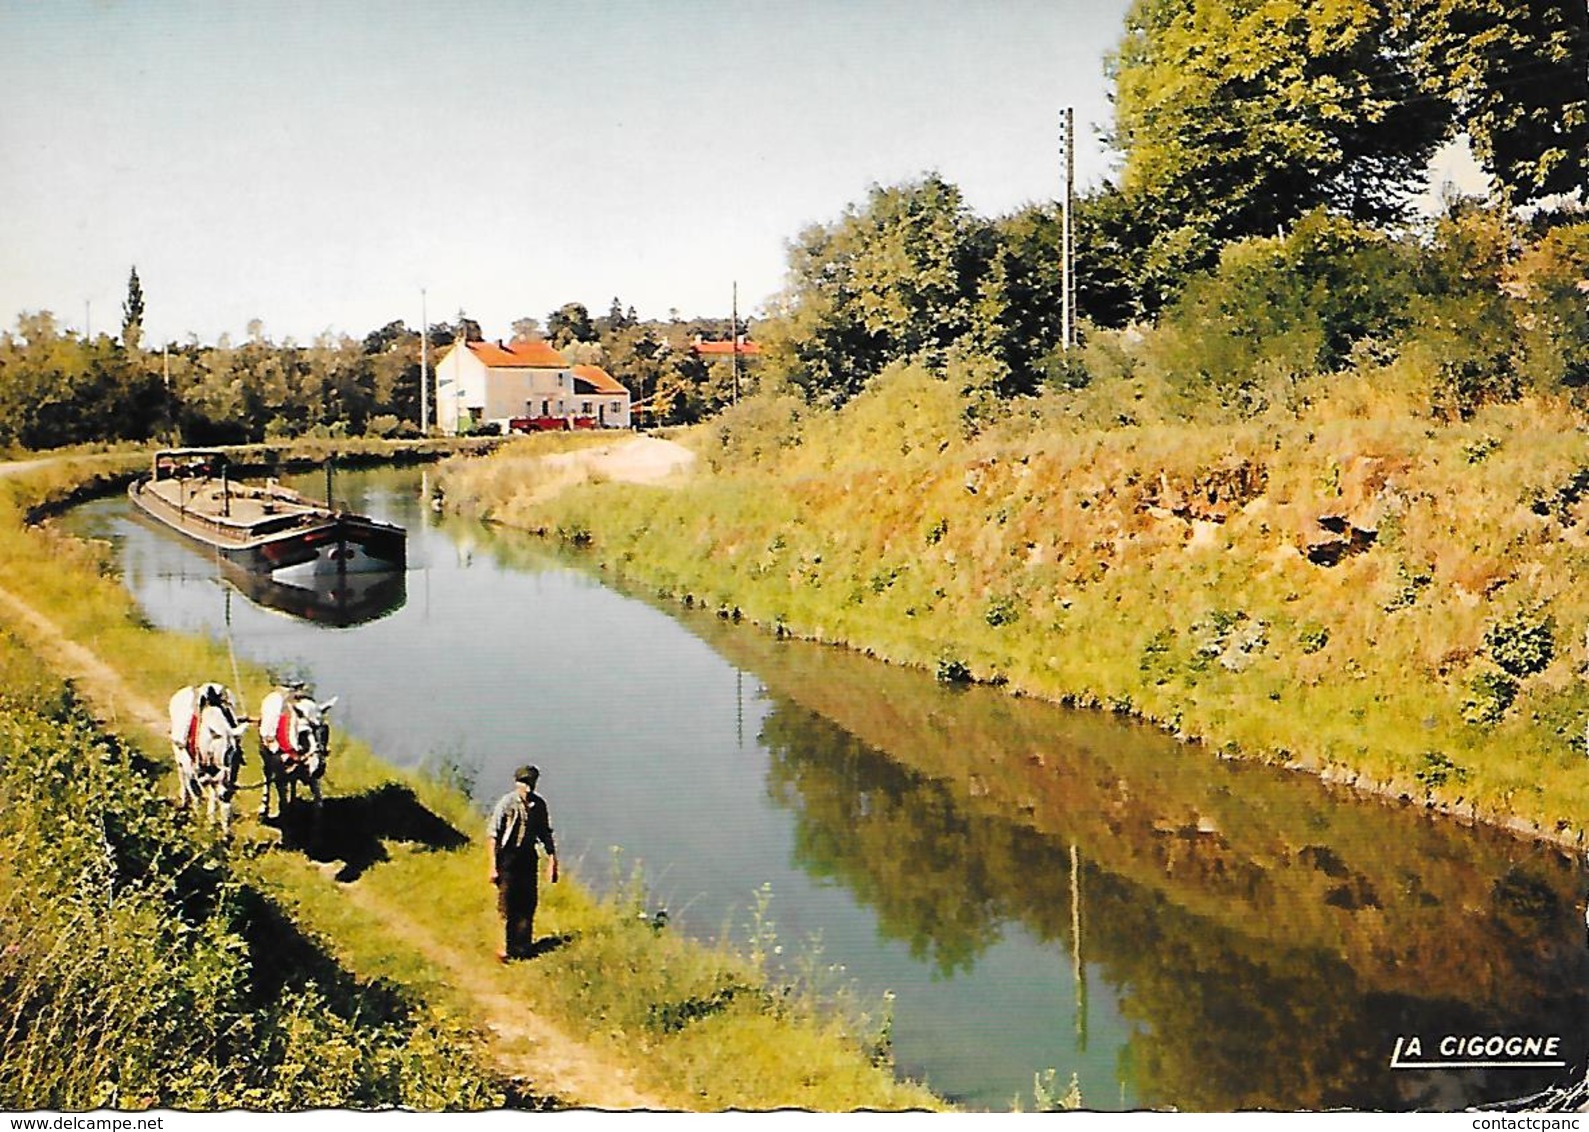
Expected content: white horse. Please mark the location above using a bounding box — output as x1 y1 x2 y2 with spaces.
258 687 337 822
168 683 250 830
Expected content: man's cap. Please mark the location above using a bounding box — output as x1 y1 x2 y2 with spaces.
513 764 540 784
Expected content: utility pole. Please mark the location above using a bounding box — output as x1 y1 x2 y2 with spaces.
1061 106 1076 352
731 280 740 406
420 288 429 435
163 343 173 445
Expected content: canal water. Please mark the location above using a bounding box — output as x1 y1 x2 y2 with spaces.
64 465 1589 1112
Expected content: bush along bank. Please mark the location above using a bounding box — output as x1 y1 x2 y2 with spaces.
0 454 942 1113
439 364 1589 853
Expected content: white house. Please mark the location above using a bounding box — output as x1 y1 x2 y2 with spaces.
570 363 632 429
433 339 631 434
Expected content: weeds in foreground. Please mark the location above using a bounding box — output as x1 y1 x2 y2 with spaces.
1028 1069 1084 1112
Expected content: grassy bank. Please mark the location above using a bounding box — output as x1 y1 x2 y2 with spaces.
439 368 1589 849
0 617 502 1110
0 448 942 1112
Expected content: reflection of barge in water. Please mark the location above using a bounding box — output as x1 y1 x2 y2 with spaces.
129 448 406 576
223 560 407 628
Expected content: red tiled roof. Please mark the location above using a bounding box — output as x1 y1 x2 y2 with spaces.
692 339 761 357
571 364 629 396
466 339 568 368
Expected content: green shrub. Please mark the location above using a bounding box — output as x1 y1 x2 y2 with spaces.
984 595 1020 627
1297 624 1330 654
1139 627 1179 683
1483 611 1556 678
1414 751 1469 793
1512 222 1589 393
935 656 972 685
0 631 500 1112
1462 669 1518 726
1381 563 1433 612
365 414 402 439
1141 212 1415 414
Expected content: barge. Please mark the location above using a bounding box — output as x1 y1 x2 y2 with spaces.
129 448 406 576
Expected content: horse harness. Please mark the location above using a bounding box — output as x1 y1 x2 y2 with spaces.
272 694 325 771
186 687 237 776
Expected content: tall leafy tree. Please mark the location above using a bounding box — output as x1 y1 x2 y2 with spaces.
454 312 483 342
0 311 164 448
1108 0 1588 310
972 192 1145 387
1399 0 1589 202
1108 0 1446 310
764 173 996 405
546 302 594 347
599 296 636 335
121 266 146 350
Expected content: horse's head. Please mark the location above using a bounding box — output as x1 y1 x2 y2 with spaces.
288 694 337 778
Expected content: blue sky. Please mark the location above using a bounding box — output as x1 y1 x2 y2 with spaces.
0 0 1134 345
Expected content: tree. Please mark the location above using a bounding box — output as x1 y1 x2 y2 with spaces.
598 297 636 336
546 302 595 347
763 173 996 405
1108 0 1447 310
1399 0 1589 203
121 266 145 350
1107 0 1589 310
0 310 163 448
1071 187 1154 328
972 197 1144 389
362 319 409 355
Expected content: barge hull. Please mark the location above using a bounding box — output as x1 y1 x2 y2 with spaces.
128 451 406 577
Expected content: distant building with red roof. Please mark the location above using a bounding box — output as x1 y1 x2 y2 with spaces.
690 336 761 358
434 338 631 433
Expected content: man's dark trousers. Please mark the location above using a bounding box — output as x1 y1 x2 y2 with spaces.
497 853 539 958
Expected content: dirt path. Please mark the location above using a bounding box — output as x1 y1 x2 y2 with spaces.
0 583 167 735
0 576 669 1111
335 880 661 1110
541 435 696 485
507 435 696 507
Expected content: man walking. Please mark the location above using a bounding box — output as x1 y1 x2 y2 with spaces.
488 763 558 961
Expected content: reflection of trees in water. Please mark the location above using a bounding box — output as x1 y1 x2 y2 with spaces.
757 695 1589 1110
1083 868 1585 1110
763 705 1019 976
709 613 1589 987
